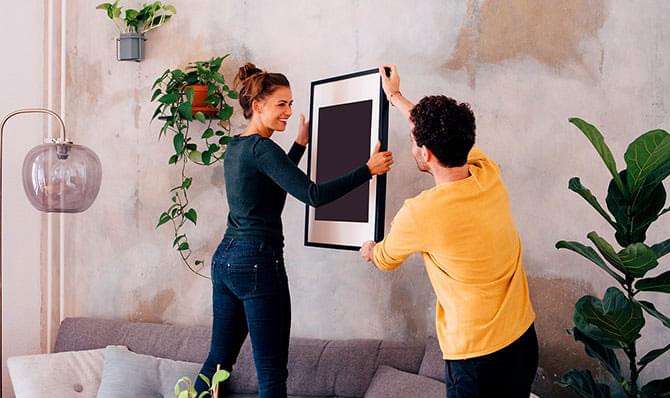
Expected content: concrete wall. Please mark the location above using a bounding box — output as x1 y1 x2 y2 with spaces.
42 0 670 396
0 1 45 396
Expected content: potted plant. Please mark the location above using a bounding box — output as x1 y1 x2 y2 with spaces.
174 366 230 398
556 118 670 397
151 55 238 276
96 0 176 62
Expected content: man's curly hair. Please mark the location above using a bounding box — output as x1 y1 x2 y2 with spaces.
409 95 476 167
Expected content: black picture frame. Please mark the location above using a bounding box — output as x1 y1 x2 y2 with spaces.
304 68 389 251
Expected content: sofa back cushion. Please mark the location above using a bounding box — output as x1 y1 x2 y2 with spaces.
8 348 106 398
364 365 445 398
55 317 425 397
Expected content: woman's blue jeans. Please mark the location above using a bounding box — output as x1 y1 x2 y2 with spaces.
195 237 290 398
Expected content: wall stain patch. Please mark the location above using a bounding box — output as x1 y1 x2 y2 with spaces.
447 0 606 85
129 288 176 323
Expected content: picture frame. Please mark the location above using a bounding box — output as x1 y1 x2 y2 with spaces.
304 68 389 250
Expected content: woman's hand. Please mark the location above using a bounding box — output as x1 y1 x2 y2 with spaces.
295 114 309 146
367 142 394 176
379 64 400 101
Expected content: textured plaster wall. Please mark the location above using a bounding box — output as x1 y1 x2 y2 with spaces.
63 1 669 396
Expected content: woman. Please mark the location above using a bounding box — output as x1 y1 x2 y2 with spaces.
195 63 393 398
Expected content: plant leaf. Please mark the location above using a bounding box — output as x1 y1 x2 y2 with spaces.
194 112 206 123
570 328 622 382
159 92 179 104
638 300 670 328
641 376 670 398
185 209 198 225
211 368 230 387
182 177 192 190
188 150 202 163
636 270 670 293
557 369 611 398
228 90 239 100
569 117 626 196
218 104 233 121
556 240 624 284
173 133 185 154
202 128 214 139
624 129 670 194
638 344 670 369
587 232 627 275
178 242 190 251
172 234 186 247
651 239 670 259
574 287 644 349
177 102 193 120
618 243 658 278
156 212 171 228
168 154 178 165
568 177 617 228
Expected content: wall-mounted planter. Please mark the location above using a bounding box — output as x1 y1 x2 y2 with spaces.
116 33 146 62
187 85 218 116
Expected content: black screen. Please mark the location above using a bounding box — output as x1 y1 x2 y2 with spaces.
314 100 373 222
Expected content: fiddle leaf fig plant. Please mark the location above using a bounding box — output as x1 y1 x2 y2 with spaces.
96 0 176 34
151 55 238 276
556 118 670 397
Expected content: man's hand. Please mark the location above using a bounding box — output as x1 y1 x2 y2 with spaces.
295 114 309 146
360 240 376 263
379 64 400 100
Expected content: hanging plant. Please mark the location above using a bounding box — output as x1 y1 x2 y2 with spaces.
96 0 176 61
151 55 238 276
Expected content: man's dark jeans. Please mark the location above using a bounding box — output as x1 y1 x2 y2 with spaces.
445 324 539 398
195 238 290 398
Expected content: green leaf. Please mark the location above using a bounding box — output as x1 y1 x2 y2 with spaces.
228 90 239 100
185 209 197 225
641 377 670 397
606 173 666 247
568 178 617 228
159 92 179 104
218 104 233 121
557 369 611 398
182 177 192 189
569 117 627 197
202 128 214 139
211 368 230 387
178 242 190 251
570 328 622 382
618 243 658 278
168 154 178 164
151 106 163 121
198 373 211 388
194 112 206 123
185 86 195 104
587 232 627 275
172 234 186 247
636 270 670 293
201 151 212 165
556 240 624 284
177 102 193 120
638 300 670 328
624 129 670 194
638 344 670 369
185 143 197 151
188 150 202 163
156 212 171 228
651 239 670 259
574 287 644 349
173 133 185 154
219 136 232 146
151 88 162 102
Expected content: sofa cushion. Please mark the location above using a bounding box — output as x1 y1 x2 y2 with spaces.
96 345 201 398
7 348 107 398
364 365 445 398
418 336 444 382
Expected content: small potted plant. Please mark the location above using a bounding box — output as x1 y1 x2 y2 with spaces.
96 0 176 62
174 366 230 398
151 55 238 276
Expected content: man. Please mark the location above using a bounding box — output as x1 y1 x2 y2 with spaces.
360 65 538 398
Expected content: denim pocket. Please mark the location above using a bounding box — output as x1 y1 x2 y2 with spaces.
226 262 258 297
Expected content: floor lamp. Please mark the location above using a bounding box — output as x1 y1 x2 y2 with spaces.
0 108 102 394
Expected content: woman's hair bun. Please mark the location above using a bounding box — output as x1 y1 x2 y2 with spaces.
236 63 263 83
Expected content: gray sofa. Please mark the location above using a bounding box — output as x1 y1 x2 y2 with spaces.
52 317 448 397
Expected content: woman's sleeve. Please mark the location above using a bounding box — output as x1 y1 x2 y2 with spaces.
286 142 306 165
254 139 372 207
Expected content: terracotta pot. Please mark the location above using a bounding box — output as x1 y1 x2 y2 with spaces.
186 85 217 116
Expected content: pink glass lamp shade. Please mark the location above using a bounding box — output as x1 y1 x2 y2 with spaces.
22 142 102 213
